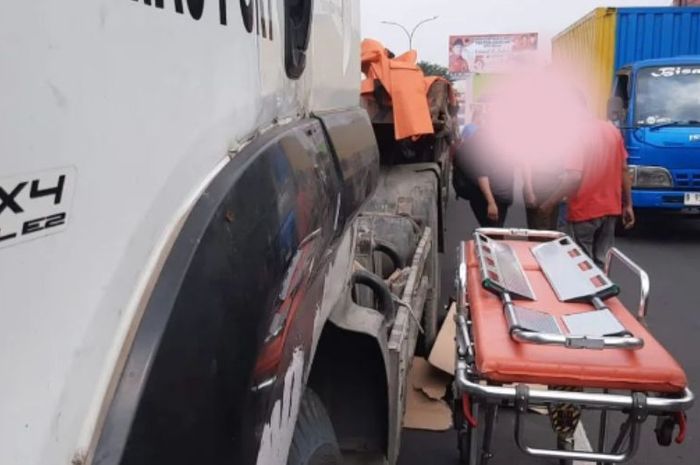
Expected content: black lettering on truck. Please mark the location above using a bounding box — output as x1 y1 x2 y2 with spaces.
0 182 27 214
131 0 274 39
0 169 73 249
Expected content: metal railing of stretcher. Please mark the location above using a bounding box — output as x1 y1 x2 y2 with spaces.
453 228 694 465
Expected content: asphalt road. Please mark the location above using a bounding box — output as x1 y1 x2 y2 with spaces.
398 196 700 465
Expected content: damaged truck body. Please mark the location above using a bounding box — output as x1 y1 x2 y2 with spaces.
0 2 455 465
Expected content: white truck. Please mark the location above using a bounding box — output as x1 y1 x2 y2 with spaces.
0 2 455 465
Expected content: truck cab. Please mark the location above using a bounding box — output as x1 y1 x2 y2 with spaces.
610 56 700 213
0 3 453 465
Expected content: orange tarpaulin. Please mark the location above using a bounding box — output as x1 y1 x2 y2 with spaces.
361 39 441 140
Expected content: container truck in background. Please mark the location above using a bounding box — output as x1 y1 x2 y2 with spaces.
0 2 454 465
553 7 700 217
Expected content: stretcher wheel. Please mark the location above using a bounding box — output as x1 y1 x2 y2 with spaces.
654 416 675 447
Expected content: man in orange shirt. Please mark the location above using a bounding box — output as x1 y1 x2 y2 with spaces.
539 118 635 266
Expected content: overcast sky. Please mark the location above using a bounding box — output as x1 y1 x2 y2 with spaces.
360 0 671 66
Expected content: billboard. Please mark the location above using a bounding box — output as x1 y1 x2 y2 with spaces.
448 33 538 78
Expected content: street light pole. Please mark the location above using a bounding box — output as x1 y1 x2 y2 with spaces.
381 16 438 50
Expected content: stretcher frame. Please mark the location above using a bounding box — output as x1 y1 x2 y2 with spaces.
453 228 694 464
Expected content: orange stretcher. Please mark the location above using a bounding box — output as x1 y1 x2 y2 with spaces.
453 228 693 464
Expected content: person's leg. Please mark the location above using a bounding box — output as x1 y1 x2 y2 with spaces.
592 216 617 267
525 206 538 229
570 219 600 262
557 202 569 232
531 179 559 231
469 194 490 227
545 204 560 230
497 202 510 228
527 204 559 230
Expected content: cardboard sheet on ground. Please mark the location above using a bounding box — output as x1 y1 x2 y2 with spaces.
403 357 452 431
428 304 553 381
426 303 553 417
428 303 456 375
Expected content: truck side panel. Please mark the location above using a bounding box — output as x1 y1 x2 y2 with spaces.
552 7 700 118
0 1 367 464
317 110 381 227
551 7 617 118
309 0 362 112
93 114 379 465
615 7 700 71
0 2 304 464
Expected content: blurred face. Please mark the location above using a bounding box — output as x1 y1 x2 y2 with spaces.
452 44 463 56
472 67 595 172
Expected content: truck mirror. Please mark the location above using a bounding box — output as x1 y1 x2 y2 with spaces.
607 96 624 122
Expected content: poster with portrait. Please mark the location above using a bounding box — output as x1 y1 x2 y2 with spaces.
448 33 538 78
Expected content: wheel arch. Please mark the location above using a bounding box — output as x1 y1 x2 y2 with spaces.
307 321 390 462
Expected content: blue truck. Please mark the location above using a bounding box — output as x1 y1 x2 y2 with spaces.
612 56 700 213
554 7 700 215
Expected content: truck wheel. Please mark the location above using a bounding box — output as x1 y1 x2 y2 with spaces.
287 389 342 465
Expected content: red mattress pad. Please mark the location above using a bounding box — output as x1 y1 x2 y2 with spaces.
465 240 687 393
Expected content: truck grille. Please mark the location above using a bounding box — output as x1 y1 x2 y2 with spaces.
673 170 700 189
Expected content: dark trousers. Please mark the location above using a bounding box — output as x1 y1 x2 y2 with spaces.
469 194 510 227
570 216 617 267
526 205 560 230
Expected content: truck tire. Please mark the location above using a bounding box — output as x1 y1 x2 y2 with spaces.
288 389 342 465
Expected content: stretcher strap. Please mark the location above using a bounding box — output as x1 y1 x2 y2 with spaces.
461 394 478 428
676 412 687 444
547 386 583 440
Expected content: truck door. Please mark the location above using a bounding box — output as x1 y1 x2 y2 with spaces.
611 68 632 127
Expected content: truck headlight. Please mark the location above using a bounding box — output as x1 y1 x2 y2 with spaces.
629 165 673 188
